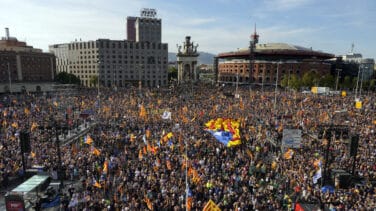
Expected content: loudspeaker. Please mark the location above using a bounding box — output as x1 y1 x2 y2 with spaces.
20 132 31 153
335 173 352 189
350 135 359 157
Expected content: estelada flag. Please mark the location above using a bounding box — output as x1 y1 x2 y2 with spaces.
91 146 101 156
203 199 221 211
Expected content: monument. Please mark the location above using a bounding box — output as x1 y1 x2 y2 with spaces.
176 36 199 84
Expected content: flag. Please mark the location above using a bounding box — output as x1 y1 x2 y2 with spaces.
24 108 30 116
139 149 143 160
203 199 221 211
146 129 151 138
144 196 153 210
162 132 173 143
84 135 93 145
187 187 193 211
204 118 241 147
53 101 58 107
11 122 18 129
103 161 108 175
139 104 147 119
91 146 101 156
30 122 38 132
161 111 171 120
313 167 322 184
31 151 36 158
93 179 102 188
283 149 294 160
130 133 136 142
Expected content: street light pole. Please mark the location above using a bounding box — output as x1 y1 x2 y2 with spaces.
335 68 341 91
7 62 12 94
54 123 64 192
274 62 280 112
355 64 361 100
359 66 366 98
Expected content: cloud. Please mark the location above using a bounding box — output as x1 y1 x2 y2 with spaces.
181 18 217 26
264 0 313 11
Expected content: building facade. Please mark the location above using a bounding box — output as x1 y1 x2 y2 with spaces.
0 28 56 93
216 43 334 85
341 53 374 80
50 39 168 87
50 9 168 88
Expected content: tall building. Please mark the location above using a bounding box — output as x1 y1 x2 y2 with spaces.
127 8 161 43
50 9 168 87
126 17 137 41
0 28 56 92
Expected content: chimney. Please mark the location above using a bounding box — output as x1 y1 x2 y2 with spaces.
5 27 9 40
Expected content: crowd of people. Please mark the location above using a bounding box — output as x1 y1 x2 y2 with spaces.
0 84 375 210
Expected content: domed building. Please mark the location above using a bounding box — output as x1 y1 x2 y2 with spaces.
215 37 334 85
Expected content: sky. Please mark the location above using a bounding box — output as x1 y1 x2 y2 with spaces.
1 0 375 59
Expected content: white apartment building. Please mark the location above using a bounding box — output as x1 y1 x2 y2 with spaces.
49 39 168 87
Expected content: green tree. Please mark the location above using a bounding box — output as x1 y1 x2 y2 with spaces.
280 74 289 88
289 74 301 90
342 76 352 89
90 75 98 87
321 74 335 88
369 79 376 91
168 66 178 81
55 72 81 84
302 71 318 87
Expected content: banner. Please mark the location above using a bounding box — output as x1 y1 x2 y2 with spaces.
281 129 302 151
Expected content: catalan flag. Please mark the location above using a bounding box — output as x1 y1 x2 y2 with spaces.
139 104 147 119
93 179 102 188
162 132 173 143
11 122 18 129
91 146 101 156
204 118 241 147
144 196 153 210
103 161 108 175
283 148 294 160
30 122 38 132
84 135 93 145
24 108 30 116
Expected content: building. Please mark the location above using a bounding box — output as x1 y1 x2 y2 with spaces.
340 52 374 80
215 42 334 85
127 8 161 43
0 28 56 93
50 8 168 88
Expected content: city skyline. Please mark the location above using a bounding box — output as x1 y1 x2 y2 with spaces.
1 0 375 59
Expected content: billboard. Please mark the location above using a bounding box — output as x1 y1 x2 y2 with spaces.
282 129 302 151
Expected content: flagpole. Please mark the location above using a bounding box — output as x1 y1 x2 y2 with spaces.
185 135 188 211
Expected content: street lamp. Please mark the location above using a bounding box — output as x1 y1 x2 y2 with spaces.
335 68 342 91
355 64 362 100
274 61 281 112
7 62 12 94
359 66 367 97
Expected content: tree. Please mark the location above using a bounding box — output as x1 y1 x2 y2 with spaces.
289 74 301 90
321 74 335 88
55 72 81 84
90 75 98 87
168 66 178 81
342 76 352 89
369 79 376 91
302 71 318 88
280 74 289 88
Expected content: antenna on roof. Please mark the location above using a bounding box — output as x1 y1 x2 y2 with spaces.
351 42 354 53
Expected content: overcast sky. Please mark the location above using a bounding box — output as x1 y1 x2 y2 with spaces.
1 0 375 59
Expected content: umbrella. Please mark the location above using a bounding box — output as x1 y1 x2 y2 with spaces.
321 185 335 193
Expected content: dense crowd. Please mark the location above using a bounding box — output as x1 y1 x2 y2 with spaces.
1 84 375 210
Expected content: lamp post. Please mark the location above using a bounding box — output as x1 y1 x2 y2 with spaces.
274 61 281 112
359 66 367 98
335 68 342 91
355 64 361 100
7 62 12 94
